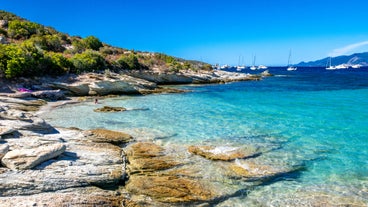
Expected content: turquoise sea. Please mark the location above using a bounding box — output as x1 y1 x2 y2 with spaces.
41 67 368 206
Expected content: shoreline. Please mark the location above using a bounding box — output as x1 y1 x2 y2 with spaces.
1 71 365 206
0 71 271 206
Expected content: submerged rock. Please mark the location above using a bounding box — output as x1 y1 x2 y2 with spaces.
94 106 127 112
126 175 216 203
188 145 261 161
84 128 133 145
228 158 301 181
125 142 180 174
1 143 66 170
125 142 165 158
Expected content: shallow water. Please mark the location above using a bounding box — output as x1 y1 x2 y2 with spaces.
41 67 368 206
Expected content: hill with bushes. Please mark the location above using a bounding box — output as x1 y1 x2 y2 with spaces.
0 11 212 79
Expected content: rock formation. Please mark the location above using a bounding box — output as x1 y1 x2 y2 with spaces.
1 143 66 170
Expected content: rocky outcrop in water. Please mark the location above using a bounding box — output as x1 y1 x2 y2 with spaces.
49 73 157 96
126 69 262 84
0 96 132 206
84 128 133 145
188 145 261 161
93 105 127 112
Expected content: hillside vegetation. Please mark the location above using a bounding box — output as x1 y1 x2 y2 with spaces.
0 11 212 79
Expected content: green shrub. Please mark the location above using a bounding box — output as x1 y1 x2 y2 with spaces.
1 44 30 78
71 50 106 73
8 20 46 39
83 36 103 51
155 53 176 64
45 52 72 75
0 28 7 37
117 53 140 70
28 35 64 52
70 38 85 54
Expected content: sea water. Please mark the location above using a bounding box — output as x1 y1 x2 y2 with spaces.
41 67 368 206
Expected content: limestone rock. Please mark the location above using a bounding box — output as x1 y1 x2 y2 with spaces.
85 128 133 145
0 129 125 196
0 144 9 160
50 72 157 96
228 159 301 181
0 20 8 28
0 36 7 44
126 70 263 84
139 86 188 95
0 127 16 137
0 187 129 207
127 71 194 84
94 106 127 112
261 70 273 77
188 145 261 161
125 142 165 158
125 142 179 174
51 82 90 96
126 175 216 203
1 143 66 170
31 90 65 101
1 117 56 135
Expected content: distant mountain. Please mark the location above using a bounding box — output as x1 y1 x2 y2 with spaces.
297 52 368 67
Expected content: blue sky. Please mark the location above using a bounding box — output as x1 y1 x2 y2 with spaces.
2 0 368 66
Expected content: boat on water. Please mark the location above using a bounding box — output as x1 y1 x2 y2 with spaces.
286 49 297 71
236 65 246 71
236 56 246 71
257 65 268 69
351 64 363 69
335 64 349 69
250 55 257 70
326 57 336 70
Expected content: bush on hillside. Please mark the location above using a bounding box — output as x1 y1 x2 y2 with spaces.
27 34 64 52
8 20 46 39
0 28 7 37
71 50 106 73
83 36 103 51
45 52 73 75
117 53 140 70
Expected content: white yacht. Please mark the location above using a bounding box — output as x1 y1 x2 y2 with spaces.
286 49 297 71
351 64 362 69
326 57 336 70
257 65 268 69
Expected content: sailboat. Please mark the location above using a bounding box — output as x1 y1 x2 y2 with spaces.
287 50 297 71
326 57 336 70
236 55 246 71
250 55 257 70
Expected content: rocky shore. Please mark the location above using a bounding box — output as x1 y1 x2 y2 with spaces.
0 93 299 206
1 70 363 206
0 69 267 97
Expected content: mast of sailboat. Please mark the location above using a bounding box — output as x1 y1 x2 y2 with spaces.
288 49 292 66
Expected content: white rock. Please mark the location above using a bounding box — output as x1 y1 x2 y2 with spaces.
1 143 66 170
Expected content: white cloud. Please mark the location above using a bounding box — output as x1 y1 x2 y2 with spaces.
329 41 368 57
